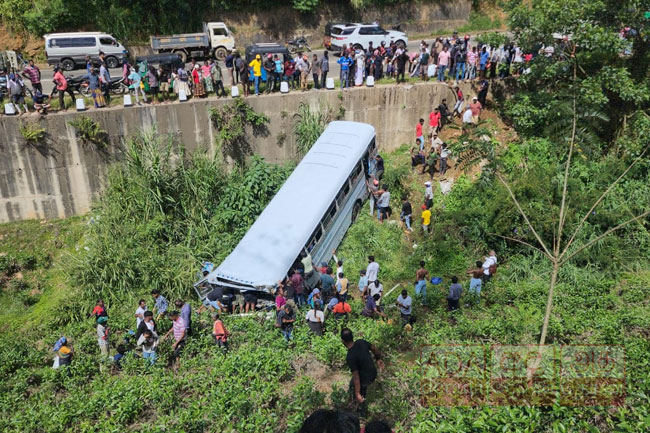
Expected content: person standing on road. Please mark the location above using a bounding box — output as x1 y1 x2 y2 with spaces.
320 51 329 89
99 62 111 103
210 59 226 97
394 49 409 84
337 54 351 89
341 328 384 417
157 66 170 102
284 58 296 90
145 66 159 104
263 54 275 93
249 54 262 95
437 46 450 81
52 67 75 111
128 67 147 104
466 46 478 80
192 65 206 98
22 60 41 93
225 50 236 85
312 53 321 90
299 53 311 91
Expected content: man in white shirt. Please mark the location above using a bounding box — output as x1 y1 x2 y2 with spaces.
482 250 498 283
396 289 413 326
135 299 147 328
366 256 379 282
369 280 384 299
439 143 451 176
462 107 473 130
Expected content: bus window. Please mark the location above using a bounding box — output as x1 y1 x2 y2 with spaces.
305 224 323 252
350 162 362 183
336 181 351 207
321 201 337 229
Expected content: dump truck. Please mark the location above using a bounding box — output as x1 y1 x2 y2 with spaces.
150 22 235 63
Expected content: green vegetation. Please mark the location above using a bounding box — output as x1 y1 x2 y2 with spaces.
18 119 46 145
293 102 345 156
0 0 409 40
67 116 108 149
208 98 270 163
1 0 650 431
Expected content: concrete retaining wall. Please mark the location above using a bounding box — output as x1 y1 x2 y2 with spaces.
0 82 461 222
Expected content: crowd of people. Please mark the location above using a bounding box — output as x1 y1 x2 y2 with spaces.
3 29 539 115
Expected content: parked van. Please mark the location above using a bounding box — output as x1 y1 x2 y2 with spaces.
44 32 128 71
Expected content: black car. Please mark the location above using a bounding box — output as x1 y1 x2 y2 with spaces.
134 53 184 70
244 43 291 63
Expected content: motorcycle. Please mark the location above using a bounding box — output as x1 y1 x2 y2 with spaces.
286 36 312 54
66 75 91 97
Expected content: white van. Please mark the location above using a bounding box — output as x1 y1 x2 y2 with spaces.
44 32 128 71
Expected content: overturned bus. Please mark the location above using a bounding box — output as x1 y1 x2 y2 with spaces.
194 121 378 309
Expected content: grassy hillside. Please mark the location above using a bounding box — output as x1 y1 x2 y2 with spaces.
1 133 650 431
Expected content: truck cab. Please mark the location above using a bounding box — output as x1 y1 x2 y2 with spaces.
204 22 236 61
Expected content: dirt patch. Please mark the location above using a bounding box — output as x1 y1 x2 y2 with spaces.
0 25 44 61
284 355 349 396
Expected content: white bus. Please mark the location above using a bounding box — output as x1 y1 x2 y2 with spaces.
195 121 377 306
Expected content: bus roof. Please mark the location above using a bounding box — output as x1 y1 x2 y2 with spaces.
205 121 375 289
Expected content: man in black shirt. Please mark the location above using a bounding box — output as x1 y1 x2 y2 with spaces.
341 328 384 416
394 50 410 84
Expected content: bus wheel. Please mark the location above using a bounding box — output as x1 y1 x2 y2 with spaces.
352 201 361 222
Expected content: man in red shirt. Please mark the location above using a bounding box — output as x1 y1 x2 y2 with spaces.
429 108 441 135
415 118 424 149
469 96 482 123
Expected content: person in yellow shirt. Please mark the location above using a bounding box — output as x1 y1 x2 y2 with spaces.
421 204 431 233
249 54 262 95
337 272 349 301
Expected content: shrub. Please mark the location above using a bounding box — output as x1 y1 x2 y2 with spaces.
67 116 108 149
19 120 46 145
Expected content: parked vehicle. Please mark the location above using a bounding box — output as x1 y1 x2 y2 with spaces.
134 53 184 71
66 75 91 97
195 121 376 309
244 43 291 62
285 36 311 54
328 23 408 52
150 22 235 63
323 22 356 50
44 32 128 71
0 50 28 72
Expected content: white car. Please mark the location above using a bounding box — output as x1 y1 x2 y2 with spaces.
329 23 408 52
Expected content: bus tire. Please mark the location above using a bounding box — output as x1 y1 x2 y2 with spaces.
352 201 361 223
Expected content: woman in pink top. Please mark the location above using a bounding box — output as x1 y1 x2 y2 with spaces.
53 66 76 111
466 47 478 80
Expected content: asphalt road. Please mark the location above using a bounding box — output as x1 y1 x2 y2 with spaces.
35 41 428 94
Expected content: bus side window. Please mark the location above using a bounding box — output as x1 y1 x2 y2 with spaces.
350 162 362 183
305 224 323 252
336 181 351 207
321 201 337 228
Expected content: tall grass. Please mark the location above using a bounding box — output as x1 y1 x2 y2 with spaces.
66 130 292 305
